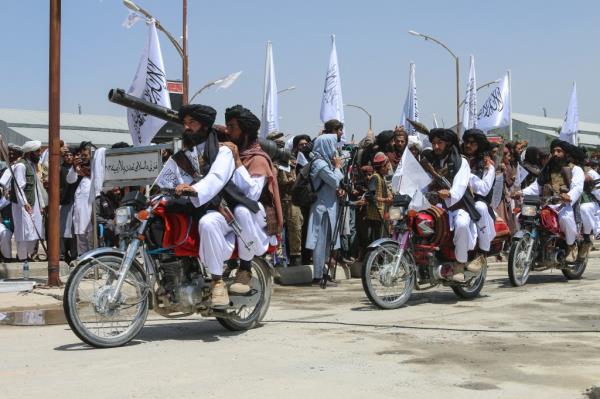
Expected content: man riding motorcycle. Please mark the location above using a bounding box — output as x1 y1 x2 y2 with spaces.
519 139 584 262
423 128 482 282
174 104 261 308
462 129 496 267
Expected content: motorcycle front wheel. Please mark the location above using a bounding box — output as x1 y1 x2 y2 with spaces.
63 255 149 348
361 242 415 309
508 235 533 287
216 256 272 331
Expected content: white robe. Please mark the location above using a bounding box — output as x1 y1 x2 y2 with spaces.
581 169 600 235
522 165 584 245
469 165 496 252
12 161 44 242
66 167 92 236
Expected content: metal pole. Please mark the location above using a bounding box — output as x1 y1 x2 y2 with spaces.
48 0 61 286
182 0 188 105
456 57 460 134
508 69 513 141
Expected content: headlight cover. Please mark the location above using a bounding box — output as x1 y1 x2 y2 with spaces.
521 204 537 217
115 206 133 226
388 206 404 221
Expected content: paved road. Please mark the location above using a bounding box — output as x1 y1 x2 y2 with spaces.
1 259 600 399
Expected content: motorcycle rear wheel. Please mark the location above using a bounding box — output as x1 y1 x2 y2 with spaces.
361 242 415 309
216 257 272 331
452 259 487 299
508 236 532 287
63 255 149 348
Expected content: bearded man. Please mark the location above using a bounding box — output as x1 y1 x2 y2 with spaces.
423 129 481 282
461 129 496 265
521 139 584 262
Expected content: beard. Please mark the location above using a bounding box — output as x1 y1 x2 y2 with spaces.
29 154 40 164
182 129 206 147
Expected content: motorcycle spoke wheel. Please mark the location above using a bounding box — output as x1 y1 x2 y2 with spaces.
508 237 531 287
361 243 414 309
64 256 149 348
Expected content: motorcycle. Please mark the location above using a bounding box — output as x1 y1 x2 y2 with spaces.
361 194 510 309
63 190 274 348
507 195 588 286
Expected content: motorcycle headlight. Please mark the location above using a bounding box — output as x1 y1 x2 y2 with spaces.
388 206 404 221
521 204 537 217
115 206 133 226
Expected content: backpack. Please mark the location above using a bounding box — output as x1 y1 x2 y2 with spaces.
291 158 323 207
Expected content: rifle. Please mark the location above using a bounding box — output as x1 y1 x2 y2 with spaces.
420 156 481 223
108 88 292 165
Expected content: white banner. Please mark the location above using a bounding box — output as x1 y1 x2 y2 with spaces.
320 35 344 124
477 73 510 132
127 21 171 146
461 55 477 137
559 81 578 145
401 63 419 135
260 41 280 138
392 145 432 210
153 158 184 189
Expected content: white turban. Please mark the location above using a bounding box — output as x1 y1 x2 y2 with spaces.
407 135 422 151
21 140 42 154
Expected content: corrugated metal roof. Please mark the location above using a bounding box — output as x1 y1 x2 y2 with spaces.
513 113 600 133
527 127 600 146
7 127 131 146
0 108 128 131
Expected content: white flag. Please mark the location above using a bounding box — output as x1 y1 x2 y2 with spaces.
392 144 432 210
477 73 510 132
260 41 279 138
154 158 184 189
432 113 439 128
122 11 143 29
127 21 171 146
401 63 419 135
320 35 346 148
559 82 578 145
461 55 477 137
215 71 242 90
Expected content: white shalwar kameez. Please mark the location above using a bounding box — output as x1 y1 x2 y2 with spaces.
66 168 93 254
189 144 267 276
431 157 477 263
0 170 13 259
12 161 45 260
469 165 496 252
522 165 584 245
581 169 600 235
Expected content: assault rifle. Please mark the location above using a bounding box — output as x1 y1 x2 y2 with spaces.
108 88 292 165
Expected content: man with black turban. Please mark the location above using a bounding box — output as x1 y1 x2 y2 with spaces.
423 128 481 282
520 139 585 262
174 104 261 307
462 129 496 265
577 147 600 258
224 105 283 293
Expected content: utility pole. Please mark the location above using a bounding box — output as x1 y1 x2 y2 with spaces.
48 0 61 286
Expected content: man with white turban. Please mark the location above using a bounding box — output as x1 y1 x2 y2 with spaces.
11 140 45 269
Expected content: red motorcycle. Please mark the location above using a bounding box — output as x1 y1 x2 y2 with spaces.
63 190 274 348
362 194 510 309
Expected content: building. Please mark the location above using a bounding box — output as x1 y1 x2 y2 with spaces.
0 108 132 147
490 113 600 148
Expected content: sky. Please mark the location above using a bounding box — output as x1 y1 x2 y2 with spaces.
1 0 599 141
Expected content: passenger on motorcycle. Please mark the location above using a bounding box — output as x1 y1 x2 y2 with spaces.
518 139 584 262
461 129 496 267
424 128 481 282
174 105 262 308
574 147 597 259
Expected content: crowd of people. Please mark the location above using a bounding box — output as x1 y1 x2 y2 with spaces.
1 104 599 303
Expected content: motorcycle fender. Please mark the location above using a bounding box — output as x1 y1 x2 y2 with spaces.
77 247 127 263
367 238 400 250
512 230 531 242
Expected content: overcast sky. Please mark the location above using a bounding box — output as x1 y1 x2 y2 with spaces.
2 0 599 140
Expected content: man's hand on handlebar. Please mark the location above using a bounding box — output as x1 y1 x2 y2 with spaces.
560 192 571 204
175 183 196 196
438 189 450 200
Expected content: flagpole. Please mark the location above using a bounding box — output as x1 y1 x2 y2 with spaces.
182 0 188 105
508 69 513 141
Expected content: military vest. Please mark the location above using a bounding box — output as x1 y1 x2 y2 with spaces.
542 163 573 197
10 159 36 206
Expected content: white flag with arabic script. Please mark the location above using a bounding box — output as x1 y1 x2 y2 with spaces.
461 55 477 138
559 81 578 145
260 41 279 138
477 73 510 132
127 21 171 146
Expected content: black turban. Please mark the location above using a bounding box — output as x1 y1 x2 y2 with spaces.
550 139 571 154
225 105 261 135
462 128 490 153
292 134 311 149
429 128 459 148
178 104 217 127
570 145 587 166
376 130 395 147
